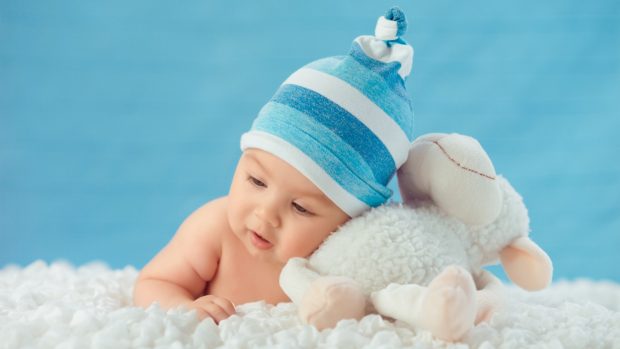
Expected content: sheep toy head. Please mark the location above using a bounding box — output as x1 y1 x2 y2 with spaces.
396 133 552 291
279 133 553 341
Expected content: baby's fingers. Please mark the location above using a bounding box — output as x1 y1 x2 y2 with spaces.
194 296 236 323
203 305 230 323
208 296 236 317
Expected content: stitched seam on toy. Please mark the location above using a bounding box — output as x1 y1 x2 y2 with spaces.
432 140 496 180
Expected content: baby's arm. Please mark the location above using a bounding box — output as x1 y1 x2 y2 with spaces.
133 197 235 322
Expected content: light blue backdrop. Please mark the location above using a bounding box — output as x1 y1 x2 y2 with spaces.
1 1 619 282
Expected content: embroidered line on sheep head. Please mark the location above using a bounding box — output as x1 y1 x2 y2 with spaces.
432 140 497 180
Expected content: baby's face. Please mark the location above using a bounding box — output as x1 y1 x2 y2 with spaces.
227 148 350 265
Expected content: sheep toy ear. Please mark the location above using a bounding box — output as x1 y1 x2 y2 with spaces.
500 237 553 291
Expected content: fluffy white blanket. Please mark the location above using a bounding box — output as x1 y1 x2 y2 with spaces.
1 261 619 349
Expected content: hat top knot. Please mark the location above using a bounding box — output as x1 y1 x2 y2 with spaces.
385 7 407 37
375 7 408 41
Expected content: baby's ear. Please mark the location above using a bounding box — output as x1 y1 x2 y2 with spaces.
499 237 553 291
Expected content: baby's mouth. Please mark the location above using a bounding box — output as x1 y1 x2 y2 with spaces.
250 230 273 249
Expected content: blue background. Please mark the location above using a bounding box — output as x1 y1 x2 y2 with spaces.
1 1 618 282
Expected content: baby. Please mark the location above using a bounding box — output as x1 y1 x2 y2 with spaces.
133 7 415 324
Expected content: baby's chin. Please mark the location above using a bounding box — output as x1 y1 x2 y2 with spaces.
247 246 289 266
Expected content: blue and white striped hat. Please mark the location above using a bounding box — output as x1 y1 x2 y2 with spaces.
241 7 415 217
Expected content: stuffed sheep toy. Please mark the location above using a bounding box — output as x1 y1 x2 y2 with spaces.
279 133 553 342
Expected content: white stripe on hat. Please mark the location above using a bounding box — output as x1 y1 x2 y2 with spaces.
283 67 411 168
240 130 370 217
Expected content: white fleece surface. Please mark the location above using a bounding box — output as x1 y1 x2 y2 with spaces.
1 261 619 349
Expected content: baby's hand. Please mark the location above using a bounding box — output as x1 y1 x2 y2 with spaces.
187 295 236 323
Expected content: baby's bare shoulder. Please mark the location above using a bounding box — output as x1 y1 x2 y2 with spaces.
178 196 230 247
136 196 232 293
145 197 231 283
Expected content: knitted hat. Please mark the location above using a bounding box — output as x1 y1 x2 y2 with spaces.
240 7 415 217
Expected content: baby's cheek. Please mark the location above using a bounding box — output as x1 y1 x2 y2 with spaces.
278 237 315 261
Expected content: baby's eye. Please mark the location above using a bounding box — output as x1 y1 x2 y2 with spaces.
248 176 266 188
292 202 312 215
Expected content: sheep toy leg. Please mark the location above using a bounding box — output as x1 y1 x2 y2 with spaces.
473 269 505 324
371 266 477 342
397 133 503 227
280 257 367 330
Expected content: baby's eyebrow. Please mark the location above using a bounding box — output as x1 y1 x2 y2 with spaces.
244 153 269 175
296 188 331 204
244 151 329 202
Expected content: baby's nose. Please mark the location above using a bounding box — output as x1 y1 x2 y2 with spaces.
254 203 281 228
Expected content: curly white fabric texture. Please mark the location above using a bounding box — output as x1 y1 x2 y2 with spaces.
0 261 619 349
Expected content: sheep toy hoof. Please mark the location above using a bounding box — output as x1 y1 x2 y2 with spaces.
417 266 477 341
299 276 366 330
